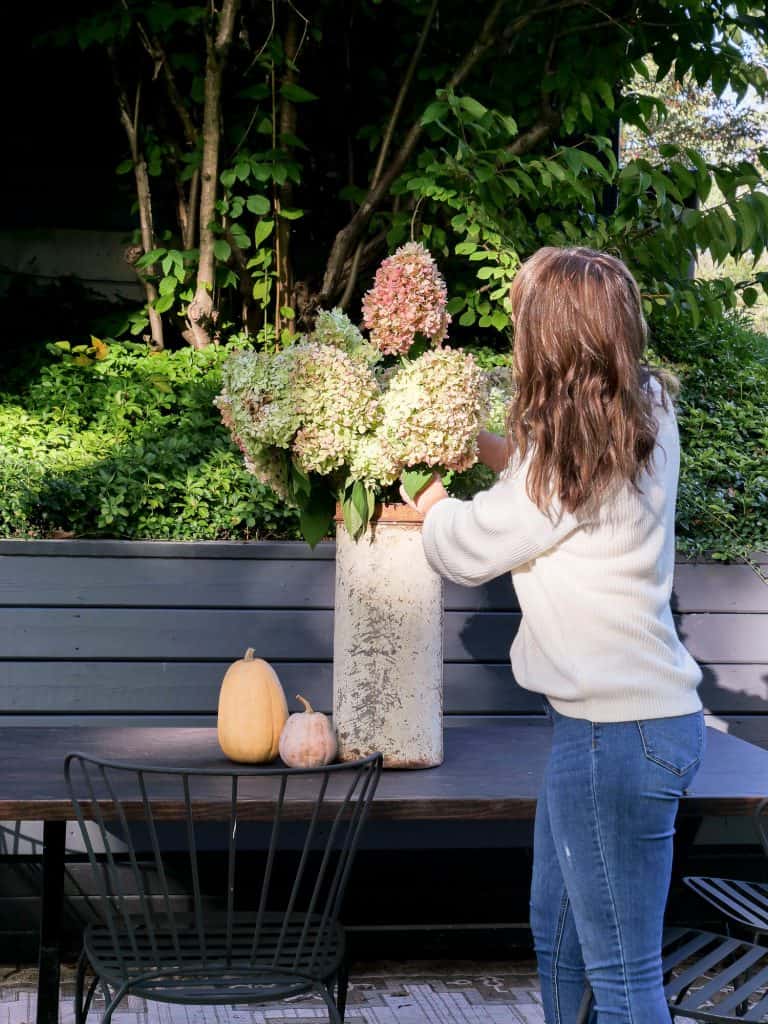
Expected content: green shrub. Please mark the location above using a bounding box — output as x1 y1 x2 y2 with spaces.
0 340 299 540
1 320 765 559
649 311 768 561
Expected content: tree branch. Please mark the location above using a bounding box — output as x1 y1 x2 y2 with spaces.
320 0 508 306
339 0 439 310
108 47 164 350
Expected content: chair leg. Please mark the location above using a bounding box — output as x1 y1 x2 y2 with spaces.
317 982 343 1024
336 957 350 1022
74 951 87 1024
101 982 130 1024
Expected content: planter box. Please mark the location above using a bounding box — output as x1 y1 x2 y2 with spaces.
0 539 766 743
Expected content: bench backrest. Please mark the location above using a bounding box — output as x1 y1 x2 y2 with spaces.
0 540 766 747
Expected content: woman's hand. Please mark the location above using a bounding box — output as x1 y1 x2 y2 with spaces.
478 430 510 475
399 473 449 516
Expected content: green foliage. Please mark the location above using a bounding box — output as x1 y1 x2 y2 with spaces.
649 312 768 561
0 342 299 540
41 0 768 348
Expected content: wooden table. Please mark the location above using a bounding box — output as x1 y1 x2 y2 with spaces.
2 719 767 1024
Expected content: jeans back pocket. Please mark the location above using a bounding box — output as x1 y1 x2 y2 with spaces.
636 712 705 776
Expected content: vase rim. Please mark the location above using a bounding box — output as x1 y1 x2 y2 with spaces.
334 501 423 525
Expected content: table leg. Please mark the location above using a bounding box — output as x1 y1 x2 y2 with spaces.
37 820 66 1024
672 815 702 884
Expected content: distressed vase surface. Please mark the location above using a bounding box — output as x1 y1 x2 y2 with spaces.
333 513 444 769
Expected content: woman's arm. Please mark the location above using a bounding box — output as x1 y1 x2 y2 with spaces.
477 430 510 475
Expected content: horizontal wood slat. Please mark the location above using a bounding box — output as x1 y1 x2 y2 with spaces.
2 556 765 613
0 662 763 715
0 608 766 663
1 539 766 564
0 557 337 609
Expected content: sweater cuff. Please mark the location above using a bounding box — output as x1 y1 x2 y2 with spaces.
421 497 464 581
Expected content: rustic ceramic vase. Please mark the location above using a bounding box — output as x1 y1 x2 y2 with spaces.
333 503 444 769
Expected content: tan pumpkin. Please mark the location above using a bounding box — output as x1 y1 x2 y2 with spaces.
279 695 338 768
217 649 288 763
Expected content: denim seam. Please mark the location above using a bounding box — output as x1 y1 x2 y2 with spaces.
589 742 633 1024
551 886 571 1024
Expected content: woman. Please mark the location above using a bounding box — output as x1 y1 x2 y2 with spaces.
402 246 704 1024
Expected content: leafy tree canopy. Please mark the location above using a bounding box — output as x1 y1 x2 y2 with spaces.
46 0 768 348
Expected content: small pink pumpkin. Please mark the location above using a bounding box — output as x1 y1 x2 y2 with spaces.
279 695 338 768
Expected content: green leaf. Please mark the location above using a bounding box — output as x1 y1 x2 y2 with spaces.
289 461 311 502
158 276 177 296
421 100 450 126
742 287 758 307
277 207 303 220
459 309 476 326
254 219 274 246
299 488 335 548
280 82 318 103
401 468 434 500
247 195 271 215
213 239 231 262
116 158 133 175
154 293 175 313
459 95 488 120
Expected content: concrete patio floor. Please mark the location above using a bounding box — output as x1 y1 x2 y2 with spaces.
1 961 549 1024
0 961 706 1024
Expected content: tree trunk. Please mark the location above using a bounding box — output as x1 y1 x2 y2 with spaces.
187 0 241 349
109 53 164 351
275 10 300 336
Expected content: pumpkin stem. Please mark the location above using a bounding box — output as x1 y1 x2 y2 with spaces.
243 648 256 661
295 694 314 714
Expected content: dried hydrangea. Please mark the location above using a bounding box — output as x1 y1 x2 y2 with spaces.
361 241 451 355
310 307 380 364
216 342 382 484
379 347 487 473
347 433 402 488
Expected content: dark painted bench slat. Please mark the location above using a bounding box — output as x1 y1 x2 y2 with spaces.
0 661 764 715
3 556 765 614
1 608 766 663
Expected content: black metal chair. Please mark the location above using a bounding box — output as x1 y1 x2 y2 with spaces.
64 751 382 1024
574 928 768 1023
683 797 768 943
662 926 768 1020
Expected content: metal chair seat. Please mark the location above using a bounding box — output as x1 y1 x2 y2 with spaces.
662 926 768 1021
84 912 344 1002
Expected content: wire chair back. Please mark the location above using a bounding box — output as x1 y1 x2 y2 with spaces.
64 751 382 995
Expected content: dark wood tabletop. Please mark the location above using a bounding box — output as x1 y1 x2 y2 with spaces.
2 718 767 821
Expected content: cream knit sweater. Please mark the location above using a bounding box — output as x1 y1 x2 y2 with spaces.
421 381 703 722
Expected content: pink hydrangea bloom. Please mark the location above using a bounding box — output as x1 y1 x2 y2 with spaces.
362 241 450 355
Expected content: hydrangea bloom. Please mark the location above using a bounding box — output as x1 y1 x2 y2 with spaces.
380 347 487 473
310 307 379 364
216 342 382 483
361 242 450 355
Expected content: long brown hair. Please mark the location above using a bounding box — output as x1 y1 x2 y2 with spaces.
508 246 675 515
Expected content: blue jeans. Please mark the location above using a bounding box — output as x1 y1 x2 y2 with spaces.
530 700 706 1023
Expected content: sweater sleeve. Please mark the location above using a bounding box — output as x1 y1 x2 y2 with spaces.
421 462 588 587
